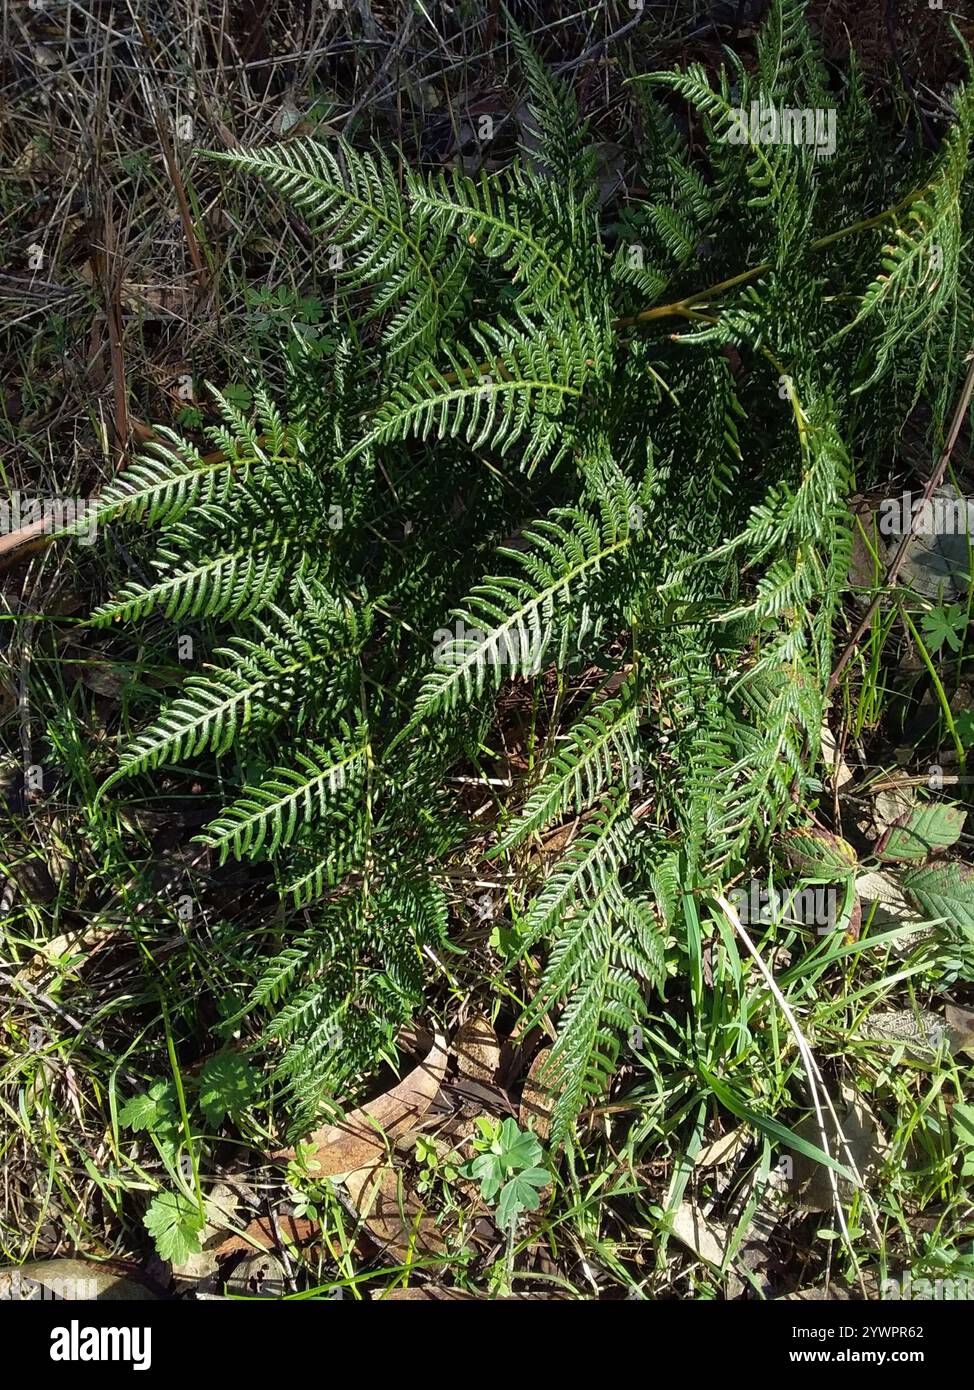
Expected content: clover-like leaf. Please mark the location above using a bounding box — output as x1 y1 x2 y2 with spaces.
496 1167 551 1227
143 1190 205 1265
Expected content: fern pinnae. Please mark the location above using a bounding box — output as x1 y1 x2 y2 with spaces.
198 736 369 864
519 795 635 951
410 498 634 726
491 694 639 854
90 545 288 626
210 138 451 356
343 316 591 469
92 441 236 531
97 600 358 799
412 167 573 296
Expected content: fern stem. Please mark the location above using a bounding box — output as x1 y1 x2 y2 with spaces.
614 186 930 331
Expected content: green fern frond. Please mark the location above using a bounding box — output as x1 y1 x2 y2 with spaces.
347 310 604 468
99 598 361 796
90 545 291 626
519 797 634 950
411 167 575 298
410 492 634 725
492 694 638 853
198 734 369 863
210 137 464 357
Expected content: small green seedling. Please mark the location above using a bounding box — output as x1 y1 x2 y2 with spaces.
460 1117 551 1228
285 1143 329 1222
414 1134 461 1199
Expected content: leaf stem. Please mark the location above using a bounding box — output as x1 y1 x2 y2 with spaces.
161 997 206 1221
613 186 930 331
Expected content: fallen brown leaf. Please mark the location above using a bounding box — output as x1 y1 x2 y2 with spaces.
214 1213 317 1260
345 1164 448 1261
670 1203 729 1267
791 1084 888 1211
272 1031 449 1175
861 1008 952 1059
455 1014 501 1084
0 1258 155 1300
518 1048 560 1141
946 1004 974 1055
695 1126 748 1168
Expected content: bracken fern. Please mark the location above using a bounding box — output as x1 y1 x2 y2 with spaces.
79 3 974 1144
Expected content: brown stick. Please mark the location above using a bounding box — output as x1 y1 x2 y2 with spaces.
0 517 53 571
102 203 130 457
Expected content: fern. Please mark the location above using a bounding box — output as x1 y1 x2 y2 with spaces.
199 733 369 864
211 139 467 359
491 693 639 853
74 2 974 1142
409 487 637 724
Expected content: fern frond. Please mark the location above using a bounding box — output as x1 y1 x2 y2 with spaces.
211 137 465 357
348 310 603 467
411 167 575 298
842 80 974 401
410 492 634 725
492 693 638 853
99 600 361 796
508 22 596 191
90 545 290 625
70 6 974 1146
198 734 369 863
520 797 634 950
521 879 664 1144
